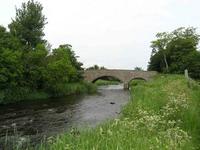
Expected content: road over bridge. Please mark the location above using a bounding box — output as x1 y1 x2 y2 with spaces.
84 69 157 89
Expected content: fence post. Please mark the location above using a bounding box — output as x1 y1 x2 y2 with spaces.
185 69 192 88
185 69 189 80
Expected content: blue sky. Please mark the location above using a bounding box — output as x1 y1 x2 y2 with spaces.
0 0 200 70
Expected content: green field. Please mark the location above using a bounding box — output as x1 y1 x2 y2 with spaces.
31 75 200 149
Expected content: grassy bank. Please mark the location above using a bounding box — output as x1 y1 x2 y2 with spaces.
95 79 120 86
0 82 96 105
29 75 200 149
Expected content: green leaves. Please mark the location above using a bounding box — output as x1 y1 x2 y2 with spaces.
9 0 47 48
44 45 82 93
148 27 200 79
0 1 86 103
0 48 23 89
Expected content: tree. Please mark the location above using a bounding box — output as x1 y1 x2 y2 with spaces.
134 67 143 71
86 65 106 70
100 66 106 70
44 44 84 93
0 25 21 50
22 44 48 89
9 0 47 48
150 32 172 72
0 0 90 103
0 26 23 97
167 37 197 73
148 27 200 79
59 44 83 70
185 51 200 79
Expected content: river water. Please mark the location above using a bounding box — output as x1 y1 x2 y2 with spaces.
0 84 129 147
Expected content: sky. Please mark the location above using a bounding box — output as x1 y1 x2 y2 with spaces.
0 0 200 70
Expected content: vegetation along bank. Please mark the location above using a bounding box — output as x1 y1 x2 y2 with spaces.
0 0 96 104
32 75 200 150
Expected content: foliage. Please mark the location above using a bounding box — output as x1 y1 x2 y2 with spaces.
0 26 21 50
43 45 84 94
86 65 106 70
148 27 200 79
21 44 48 89
129 79 145 87
34 75 200 150
0 0 95 104
9 0 47 48
134 67 144 71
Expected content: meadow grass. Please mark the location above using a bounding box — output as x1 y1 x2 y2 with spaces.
30 75 200 149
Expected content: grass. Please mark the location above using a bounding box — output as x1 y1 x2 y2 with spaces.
0 88 50 104
95 79 120 86
19 75 200 149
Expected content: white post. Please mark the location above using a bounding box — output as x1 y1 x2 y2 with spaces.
185 69 189 79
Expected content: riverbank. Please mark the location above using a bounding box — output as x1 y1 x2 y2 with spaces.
0 82 97 105
35 74 200 150
0 84 129 150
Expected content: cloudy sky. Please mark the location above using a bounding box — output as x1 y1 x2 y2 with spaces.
0 0 199 70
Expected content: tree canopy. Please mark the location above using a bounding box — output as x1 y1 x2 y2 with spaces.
148 27 200 79
0 0 87 104
86 65 106 70
9 0 47 48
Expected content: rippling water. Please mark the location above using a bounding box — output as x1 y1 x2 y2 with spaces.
0 84 129 146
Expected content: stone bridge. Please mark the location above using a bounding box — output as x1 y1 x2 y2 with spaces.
84 69 157 89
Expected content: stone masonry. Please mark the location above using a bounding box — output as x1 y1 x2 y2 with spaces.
84 69 157 89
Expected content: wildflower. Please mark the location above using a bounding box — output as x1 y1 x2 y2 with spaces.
107 129 113 136
99 127 103 135
114 119 120 125
64 144 72 150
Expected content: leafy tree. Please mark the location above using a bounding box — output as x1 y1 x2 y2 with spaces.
185 51 200 79
0 25 21 50
100 66 106 70
9 0 47 48
86 65 106 70
134 67 143 71
167 37 197 73
150 32 172 72
0 49 23 90
22 44 48 89
0 0 93 103
148 27 200 79
44 45 84 93
0 25 24 102
59 44 83 81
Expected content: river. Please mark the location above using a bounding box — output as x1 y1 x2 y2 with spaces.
0 84 129 148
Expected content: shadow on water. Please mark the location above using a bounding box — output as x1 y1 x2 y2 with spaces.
0 84 129 148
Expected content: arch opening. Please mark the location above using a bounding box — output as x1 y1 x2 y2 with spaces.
92 76 123 85
128 77 146 88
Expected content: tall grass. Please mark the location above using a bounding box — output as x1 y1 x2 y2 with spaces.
0 82 97 104
0 88 50 104
30 75 200 149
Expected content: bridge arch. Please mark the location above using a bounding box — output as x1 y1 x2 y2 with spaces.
127 77 146 88
91 75 122 83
